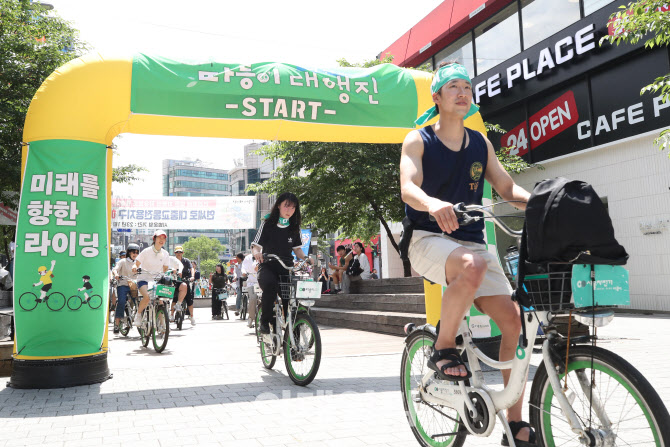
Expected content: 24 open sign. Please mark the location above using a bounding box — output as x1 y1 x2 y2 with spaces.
295 281 321 299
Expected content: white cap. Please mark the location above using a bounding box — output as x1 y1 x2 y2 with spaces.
153 229 167 238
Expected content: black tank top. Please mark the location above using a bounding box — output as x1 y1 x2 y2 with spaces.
405 126 488 243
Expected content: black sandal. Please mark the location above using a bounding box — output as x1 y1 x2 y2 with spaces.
501 420 537 446
427 347 472 381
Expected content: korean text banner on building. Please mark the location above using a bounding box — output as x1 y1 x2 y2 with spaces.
112 196 257 230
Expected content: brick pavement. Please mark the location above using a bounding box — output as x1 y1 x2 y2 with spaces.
0 312 668 446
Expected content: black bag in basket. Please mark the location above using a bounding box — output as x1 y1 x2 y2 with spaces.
525 177 628 265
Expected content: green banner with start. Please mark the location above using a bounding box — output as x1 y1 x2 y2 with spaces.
13 140 109 359
130 55 419 129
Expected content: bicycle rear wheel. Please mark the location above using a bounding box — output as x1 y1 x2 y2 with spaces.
87 295 102 310
284 313 321 386
221 301 229 320
152 306 169 353
529 345 670 446
401 330 467 447
19 292 39 312
46 292 65 311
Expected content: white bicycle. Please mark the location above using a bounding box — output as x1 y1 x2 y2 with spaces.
258 254 322 386
401 203 670 447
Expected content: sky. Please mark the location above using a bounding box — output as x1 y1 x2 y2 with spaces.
46 0 443 197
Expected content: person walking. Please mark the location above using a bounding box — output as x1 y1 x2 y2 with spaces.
241 253 259 328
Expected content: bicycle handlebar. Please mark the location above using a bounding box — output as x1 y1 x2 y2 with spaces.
263 254 309 272
428 202 522 237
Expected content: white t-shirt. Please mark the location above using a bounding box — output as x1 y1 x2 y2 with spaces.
168 256 183 277
136 246 169 281
241 254 258 286
357 253 371 280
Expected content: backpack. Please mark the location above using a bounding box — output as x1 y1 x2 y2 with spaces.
346 257 364 276
524 178 628 265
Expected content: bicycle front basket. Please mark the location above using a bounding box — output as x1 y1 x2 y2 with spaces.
521 263 573 312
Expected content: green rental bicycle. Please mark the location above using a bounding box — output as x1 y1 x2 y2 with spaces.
259 254 322 386
136 269 172 353
401 202 670 447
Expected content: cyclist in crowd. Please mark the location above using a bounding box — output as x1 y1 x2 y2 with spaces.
210 263 228 320
241 252 259 328
400 61 533 445
132 230 170 328
233 253 245 316
171 245 196 326
251 192 310 335
111 243 139 334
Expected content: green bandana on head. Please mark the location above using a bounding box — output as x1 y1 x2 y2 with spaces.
414 63 480 126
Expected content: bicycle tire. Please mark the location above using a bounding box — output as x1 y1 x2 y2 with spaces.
260 317 276 369
139 310 151 347
401 330 467 447
152 306 169 353
241 295 248 320
222 301 229 320
67 295 83 311
19 292 39 312
284 313 321 386
529 345 670 447
176 309 183 330
45 292 66 311
120 305 131 336
255 308 262 343
87 295 102 310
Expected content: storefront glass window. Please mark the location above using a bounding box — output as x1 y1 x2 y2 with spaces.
434 34 475 77
521 0 581 49
474 3 521 76
583 0 616 16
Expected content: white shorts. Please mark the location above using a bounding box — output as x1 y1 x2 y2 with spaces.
408 229 513 298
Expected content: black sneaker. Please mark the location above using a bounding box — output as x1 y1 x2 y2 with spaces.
259 322 271 334
113 325 119 334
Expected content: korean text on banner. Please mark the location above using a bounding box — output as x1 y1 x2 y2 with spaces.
112 196 256 230
14 140 109 358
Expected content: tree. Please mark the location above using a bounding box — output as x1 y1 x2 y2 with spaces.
600 1 670 156
0 1 146 206
199 259 219 278
181 236 223 265
250 57 540 276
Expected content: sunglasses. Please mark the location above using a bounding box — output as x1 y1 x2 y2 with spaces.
175 251 183 253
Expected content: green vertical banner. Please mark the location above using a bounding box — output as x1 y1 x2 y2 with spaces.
14 140 109 359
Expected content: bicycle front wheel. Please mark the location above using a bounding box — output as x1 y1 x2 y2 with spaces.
284 313 321 386
46 292 65 311
152 306 169 353
241 296 248 320
119 305 131 336
19 292 39 312
529 345 670 447
401 330 467 447
87 295 102 310
139 311 151 347
67 296 83 311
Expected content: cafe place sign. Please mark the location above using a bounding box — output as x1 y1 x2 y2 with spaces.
474 23 597 104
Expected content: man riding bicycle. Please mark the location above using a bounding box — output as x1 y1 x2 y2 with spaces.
132 230 170 328
400 62 533 446
111 243 140 334
171 245 196 326
251 192 310 335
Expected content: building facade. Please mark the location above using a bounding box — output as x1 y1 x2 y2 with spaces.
381 0 670 311
162 159 233 252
